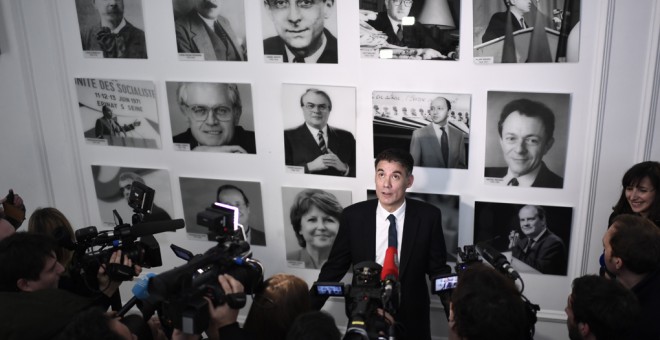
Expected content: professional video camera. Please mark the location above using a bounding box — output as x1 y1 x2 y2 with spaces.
313 261 398 340
61 181 184 282
141 202 263 335
196 201 246 242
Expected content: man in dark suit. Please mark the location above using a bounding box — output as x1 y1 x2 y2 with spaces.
410 96 467 168
484 98 564 188
80 0 147 58
508 205 567 275
284 88 355 177
94 105 140 139
311 148 451 340
175 0 246 61
216 184 265 246
262 0 337 63
482 0 531 43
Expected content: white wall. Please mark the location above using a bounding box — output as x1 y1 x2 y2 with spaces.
2 1 659 339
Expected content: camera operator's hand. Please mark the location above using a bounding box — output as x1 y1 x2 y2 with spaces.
171 329 200 340
98 250 140 297
205 274 244 340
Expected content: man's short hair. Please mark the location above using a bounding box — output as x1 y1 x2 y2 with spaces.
102 105 111 115
286 311 341 340
300 88 332 111
610 214 660 274
571 275 640 340
434 97 452 110
0 232 58 292
118 171 145 185
374 148 414 176
497 99 555 140
216 184 250 207
55 307 125 340
520 205 547 221
177 82 243 115
451 263 530 340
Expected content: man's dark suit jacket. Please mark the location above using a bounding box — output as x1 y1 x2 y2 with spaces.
512 229 567 275
248 226 266 246
482 11 525 43
175 10 246 61
484 162 564 188
173 126 256 154
81 20 147 58
311 199 451 340
284 124 355 177
263 29 338 63
94 117 137 138
367 11 451 54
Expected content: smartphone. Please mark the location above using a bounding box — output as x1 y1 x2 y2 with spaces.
431 273 458 294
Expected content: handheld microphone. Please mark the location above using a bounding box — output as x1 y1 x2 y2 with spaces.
476 243 521 281
381 246 399 312
116 273 157 317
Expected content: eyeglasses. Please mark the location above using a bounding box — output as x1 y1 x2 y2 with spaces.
303 102 329 111
267 0 318 10
392 0 413 7
183 104 234 122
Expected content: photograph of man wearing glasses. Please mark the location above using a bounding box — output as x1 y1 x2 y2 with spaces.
283 87 356 177
167 81 256 153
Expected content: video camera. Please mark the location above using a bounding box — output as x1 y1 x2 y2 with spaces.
143 202 263 335
313 261 398 340
431 245 482 294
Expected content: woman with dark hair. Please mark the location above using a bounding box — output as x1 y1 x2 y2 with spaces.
28 207 76 268
243 274 311 340
609 161 660 227
287 189 343 269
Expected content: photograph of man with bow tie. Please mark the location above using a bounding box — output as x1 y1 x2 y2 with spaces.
76 0 147 59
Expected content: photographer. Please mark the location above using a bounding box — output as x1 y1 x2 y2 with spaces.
448 263 530 340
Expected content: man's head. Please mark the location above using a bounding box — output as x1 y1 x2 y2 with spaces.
385 0 413 22
430 97 451 125
506 0 532 14
177 82 243 147
265 0 334 56
518 205 548 239
217 184 251 227
300 88 332 130
603 214 660 275
450 263 529 340
0 232 64 292
118 172 145 202
566 275 640 340
374 148 414 212
195 0 223 20
93 0 125 22
497 99 556 177
102 105 114 119
55 307 136 340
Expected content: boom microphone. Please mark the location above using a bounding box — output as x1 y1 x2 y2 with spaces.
476 243 521 281
95 219 185 243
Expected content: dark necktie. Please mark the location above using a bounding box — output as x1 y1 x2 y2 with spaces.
520 17 526 29
318 131 327 154
96 27 126 58
387 214 397 248
396 24 403 43
293 56 305 63
213 21 237 60
440 126 449 166
508 178 519 186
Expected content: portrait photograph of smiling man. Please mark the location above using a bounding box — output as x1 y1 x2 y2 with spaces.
484 91 570 189
167 81 256 154
261 0 338 63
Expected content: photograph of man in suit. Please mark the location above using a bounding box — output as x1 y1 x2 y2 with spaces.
262 0 337 63
284 88 355 177
171 82 256 153
311 148 451 340
216 184 265 246
78 0 147 58
481 0 531 43
485 97 564 188
118 172 172 223
94 105 141 139
409 96 467 168
508 205 567 275
174 0 247 61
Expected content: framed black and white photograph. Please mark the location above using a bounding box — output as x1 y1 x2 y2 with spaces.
359 0 460 60
74 0 148 59
474 201 572 276
172 0 248 61
484 91 570 189
179 177 265 246
76 78 160 149
282 186 352 269
166 81 256 154
283 84 356 177
91 165 174 228
367 190 460 261
473 0 581 63
373 91 470 169
260 0 338 63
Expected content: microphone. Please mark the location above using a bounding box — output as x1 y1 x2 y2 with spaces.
476 243 521 281
380 246 399 311
97 219 185 243
116 273 157 317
